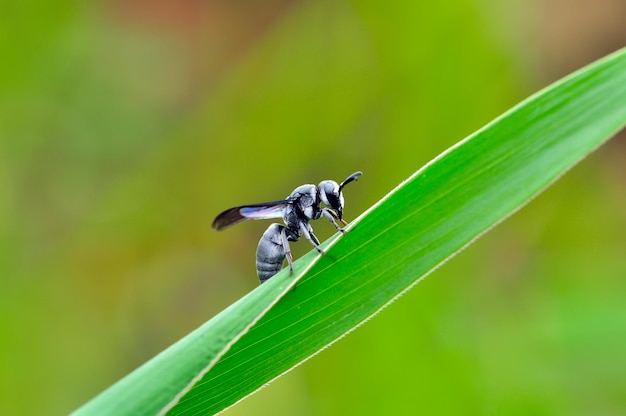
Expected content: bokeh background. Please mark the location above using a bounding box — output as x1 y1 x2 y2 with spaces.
2 1 626 415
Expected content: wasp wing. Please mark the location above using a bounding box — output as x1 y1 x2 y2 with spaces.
212 200 290 231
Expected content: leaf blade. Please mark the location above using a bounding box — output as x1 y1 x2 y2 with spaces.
73 48 626 416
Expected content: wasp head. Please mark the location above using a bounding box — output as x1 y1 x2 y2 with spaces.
318 171 362 221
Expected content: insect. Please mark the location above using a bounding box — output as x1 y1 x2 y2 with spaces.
212 171 362 283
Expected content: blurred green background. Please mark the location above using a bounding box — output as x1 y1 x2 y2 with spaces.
2 1 625 415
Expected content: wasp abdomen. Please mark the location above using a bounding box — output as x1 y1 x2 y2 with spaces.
256 224 289 283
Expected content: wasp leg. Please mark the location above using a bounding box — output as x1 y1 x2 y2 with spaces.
321 208 347 233
280 226 294 275
299 222 324 254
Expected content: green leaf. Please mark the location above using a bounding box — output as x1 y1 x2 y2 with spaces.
73 48 626 416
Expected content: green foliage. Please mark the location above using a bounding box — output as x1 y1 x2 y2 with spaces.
73 48 626 416
4 2 626 415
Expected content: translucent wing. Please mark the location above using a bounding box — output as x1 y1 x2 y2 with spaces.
212 200 290 231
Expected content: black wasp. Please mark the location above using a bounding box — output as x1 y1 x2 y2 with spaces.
212 172 362 283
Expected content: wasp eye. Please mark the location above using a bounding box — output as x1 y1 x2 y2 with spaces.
326 192 340 210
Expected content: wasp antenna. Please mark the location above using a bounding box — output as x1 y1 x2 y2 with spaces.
339 171 362 192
